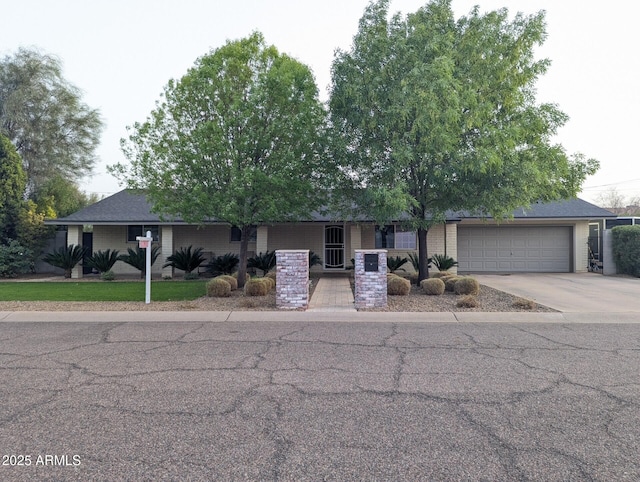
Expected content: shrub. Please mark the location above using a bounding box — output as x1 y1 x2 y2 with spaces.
216 275 238 290
444 276 461 292
265 271 277 284
207 253 239 276
259 276 275 291
513 297 536 310
387 255 409 273
457 295 478 308
163 245 206 275
42 244 87 278
454 277 480 296
421 278 445 295
86 249 120 274
431 254 458 272
612 225 640 277
388 275 411 295
430 271 450 279
118 246 161 278
207 278 231 297
309 251 323 268
100 270 116 281
184 272 200 280
247 250 276 276
244 278 268 296
0 241 32 278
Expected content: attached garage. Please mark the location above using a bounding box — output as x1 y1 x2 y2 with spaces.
457 226 572 273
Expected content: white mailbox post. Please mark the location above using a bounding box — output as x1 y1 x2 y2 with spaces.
136 230 153 304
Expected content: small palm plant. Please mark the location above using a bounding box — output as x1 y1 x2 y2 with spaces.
387 255 409 273
247 251 276 276
206 253 240 276
85 249 120 274
163 245 206 277
431 254 458 272
42 244 87 278
408 252 432 272
118 246 161 278
309 251 323 268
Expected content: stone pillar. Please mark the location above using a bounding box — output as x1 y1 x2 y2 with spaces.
67 225 83 279
161 225 173 278
256 225 269 254
276 250 309 310
354 249 387 309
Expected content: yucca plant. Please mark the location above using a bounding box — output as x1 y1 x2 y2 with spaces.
85 249 120 274
163 245 206 276
247 250 276 276
432 254 458 272
206 253 239 276
387 255 409 273
42 244 87 278
118 246 161 278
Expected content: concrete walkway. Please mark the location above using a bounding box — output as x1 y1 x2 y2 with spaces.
308 276 356 312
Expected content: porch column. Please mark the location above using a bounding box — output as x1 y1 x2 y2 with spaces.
68 225 83 279
350 224 362 265
256 225 269 253
161 225 173 278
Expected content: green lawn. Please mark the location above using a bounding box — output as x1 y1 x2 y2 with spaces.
0 281 207 302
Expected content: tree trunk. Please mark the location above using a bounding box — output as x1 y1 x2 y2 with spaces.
237 225 251 289
418 227 429 283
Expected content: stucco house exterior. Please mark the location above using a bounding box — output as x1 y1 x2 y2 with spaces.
47 189 616 278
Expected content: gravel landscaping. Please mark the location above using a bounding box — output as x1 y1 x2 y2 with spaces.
0 275 556 312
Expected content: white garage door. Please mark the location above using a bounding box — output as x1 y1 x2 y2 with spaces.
457 226 572 272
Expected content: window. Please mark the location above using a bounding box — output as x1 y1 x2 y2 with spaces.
230 226 257 242
375 225 395 249
127 225 159 243
395 227 417 250
375 225 416 250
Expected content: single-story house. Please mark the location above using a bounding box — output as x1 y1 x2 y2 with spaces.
46 189 616 278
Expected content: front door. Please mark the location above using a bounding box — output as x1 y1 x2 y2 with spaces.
324 225 345 269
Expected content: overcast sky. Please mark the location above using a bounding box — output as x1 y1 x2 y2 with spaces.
2 0 638 205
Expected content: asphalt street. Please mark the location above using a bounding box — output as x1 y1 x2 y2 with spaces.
1 320 639 481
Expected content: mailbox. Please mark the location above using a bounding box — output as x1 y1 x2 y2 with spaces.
364 253 379 272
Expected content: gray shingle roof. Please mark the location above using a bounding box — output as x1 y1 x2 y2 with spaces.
47 189 616 225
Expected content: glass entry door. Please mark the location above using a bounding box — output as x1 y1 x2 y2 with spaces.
324 225 345 269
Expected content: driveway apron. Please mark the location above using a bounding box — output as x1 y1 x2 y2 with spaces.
474 273 640 313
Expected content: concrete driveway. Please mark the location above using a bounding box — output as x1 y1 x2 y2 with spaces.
475 273 640 313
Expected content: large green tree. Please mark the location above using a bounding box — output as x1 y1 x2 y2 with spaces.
330 0 598 281
112 32 330 287
0 47 103 193
0 134 26 243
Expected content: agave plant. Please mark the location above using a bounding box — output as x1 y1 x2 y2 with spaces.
206 253 240 276
247 250 276 276
387 255 409 273
118 246 161 278
163 245 206 276
431 254 458 272
42 244 87 278
85 249 120 274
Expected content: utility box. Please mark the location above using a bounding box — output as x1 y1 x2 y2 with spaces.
354 250 387 309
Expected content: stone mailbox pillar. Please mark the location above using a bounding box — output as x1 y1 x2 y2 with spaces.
354 249 387 309
276 250 309 310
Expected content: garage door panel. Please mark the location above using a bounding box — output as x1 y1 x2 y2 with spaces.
458 226 571 273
